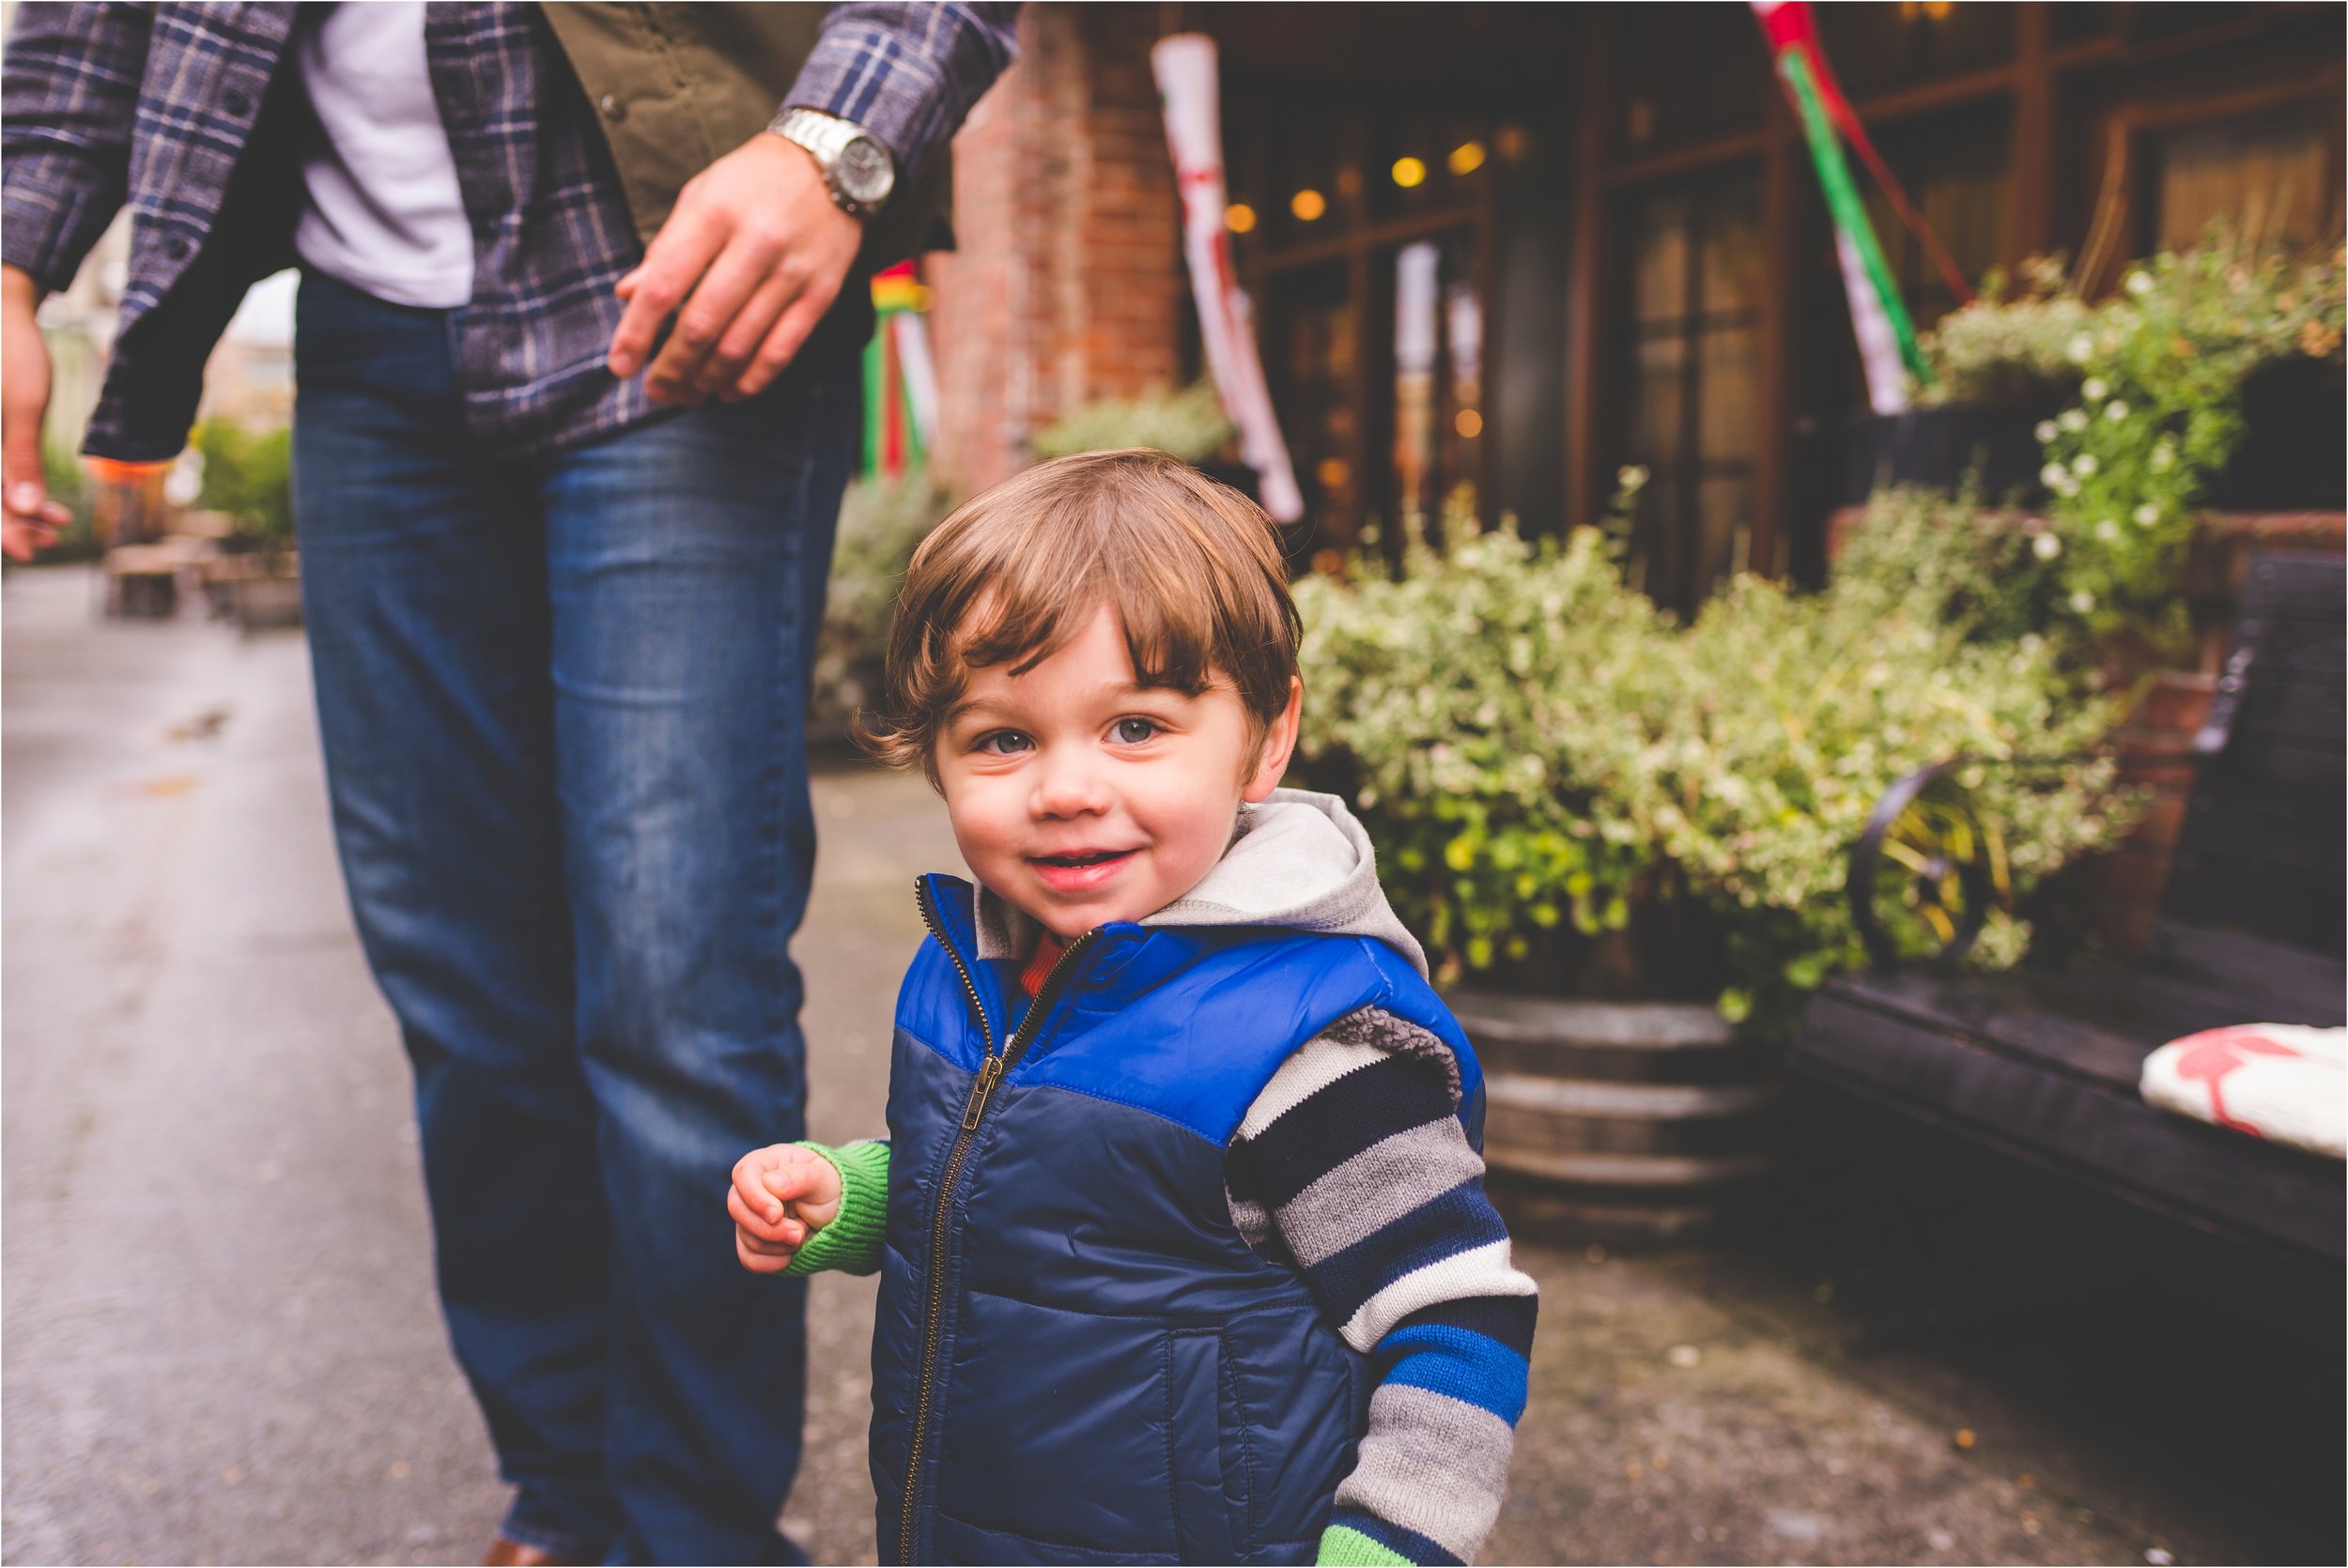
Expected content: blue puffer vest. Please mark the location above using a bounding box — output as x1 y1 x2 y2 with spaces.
870 875 1485 1566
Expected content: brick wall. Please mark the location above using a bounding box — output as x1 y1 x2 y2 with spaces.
925 5 1186 494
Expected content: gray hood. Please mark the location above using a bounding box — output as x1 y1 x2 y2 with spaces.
972 787 1428 976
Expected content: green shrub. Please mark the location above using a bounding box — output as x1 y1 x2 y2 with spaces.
1292 515 2131 1038
1921 238 2345 651
814 468 954 738
193 418 293 546
1030 383 1234 465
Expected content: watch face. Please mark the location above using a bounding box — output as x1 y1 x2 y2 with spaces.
838 137 894 206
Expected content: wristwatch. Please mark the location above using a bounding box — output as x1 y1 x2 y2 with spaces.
774 107 895 218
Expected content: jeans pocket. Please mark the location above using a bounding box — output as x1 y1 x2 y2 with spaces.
1163 1329 1245 1563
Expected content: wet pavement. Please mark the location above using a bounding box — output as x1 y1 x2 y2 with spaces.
4 564 2320 1566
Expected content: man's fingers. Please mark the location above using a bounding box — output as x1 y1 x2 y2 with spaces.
728 283 840 402
692 269 798 398
3 516 57 562
607 208 724 378
644 238 784 405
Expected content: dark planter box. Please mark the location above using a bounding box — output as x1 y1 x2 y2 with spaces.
2205 356 2346 511
1819 405 2053 510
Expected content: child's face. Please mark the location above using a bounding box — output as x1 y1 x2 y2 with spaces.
935 602 1300 942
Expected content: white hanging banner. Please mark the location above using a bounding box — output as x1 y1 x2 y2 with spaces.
1150 34 1305 523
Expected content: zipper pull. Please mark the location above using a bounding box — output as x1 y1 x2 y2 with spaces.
960 1055 1006 1131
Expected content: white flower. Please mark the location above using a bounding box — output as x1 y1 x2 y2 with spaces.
1617 465 1649 491
2105 400 2130 422
2066 331 2095 364
2095 517 2120 541
2134 503 2159 527
2032 531 2063 561
2150 442 2175 472
2052 472 2081 498
2126 270 2155 297
2082 377 2109 401
2034 420 2059 444
2040 462 2069 489
2069 589 2096 614
2071 453 2099 477
2059 408 2089 433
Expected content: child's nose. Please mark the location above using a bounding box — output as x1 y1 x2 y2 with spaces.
1030 752 1111 818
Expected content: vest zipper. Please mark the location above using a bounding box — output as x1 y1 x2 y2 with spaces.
903 878 1097 1564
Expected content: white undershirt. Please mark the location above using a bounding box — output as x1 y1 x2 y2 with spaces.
294 2 474 309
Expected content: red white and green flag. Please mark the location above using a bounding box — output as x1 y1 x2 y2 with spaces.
1752 1 1967 413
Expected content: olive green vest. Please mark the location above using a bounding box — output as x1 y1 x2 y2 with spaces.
538 2 953 274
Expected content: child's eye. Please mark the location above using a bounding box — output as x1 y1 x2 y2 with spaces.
973 730 1033 755
1111 716 1161 745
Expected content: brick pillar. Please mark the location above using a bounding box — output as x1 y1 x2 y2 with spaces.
926 4 1186 494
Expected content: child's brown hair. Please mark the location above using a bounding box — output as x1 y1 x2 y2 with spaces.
859 449 1302 780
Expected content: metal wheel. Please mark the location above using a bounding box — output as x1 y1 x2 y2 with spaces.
1849 760 2007 971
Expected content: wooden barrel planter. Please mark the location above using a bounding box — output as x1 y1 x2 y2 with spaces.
1449 990 1778 1244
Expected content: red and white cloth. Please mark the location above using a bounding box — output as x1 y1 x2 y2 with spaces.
2139 1024 2346 1160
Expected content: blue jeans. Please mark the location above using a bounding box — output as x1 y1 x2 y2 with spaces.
292 271 856 1564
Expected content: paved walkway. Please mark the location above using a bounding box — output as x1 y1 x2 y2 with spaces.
4 567 2295 1565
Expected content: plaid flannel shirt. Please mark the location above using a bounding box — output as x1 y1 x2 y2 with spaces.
2 2 1017 460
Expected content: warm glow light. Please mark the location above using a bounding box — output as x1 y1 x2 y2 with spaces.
1900 0 1954 17
1390 157 1427 190
1316 457 1352 490
1447 142 1487 177
1225 203 1258 234
1455 408 1483 438
1290 188 1327 222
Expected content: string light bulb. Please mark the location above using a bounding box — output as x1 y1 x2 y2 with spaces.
1290 188 1327 222
1225 203 1258 234
1390 157 1427 190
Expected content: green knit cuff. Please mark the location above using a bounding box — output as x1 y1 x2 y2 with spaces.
1318 1525 1414 1566
781 1139 890 1278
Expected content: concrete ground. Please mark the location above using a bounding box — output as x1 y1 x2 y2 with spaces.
3 564 2324 1566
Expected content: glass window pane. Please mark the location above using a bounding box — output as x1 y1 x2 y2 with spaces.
1631 334 1686 464
1698 190 1764 315
1698 327 1761 463
1632 197 1691 323
1696 475 1756 592
2154 103 2335 254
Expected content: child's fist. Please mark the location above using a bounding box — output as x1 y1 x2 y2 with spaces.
729 1144 844 1273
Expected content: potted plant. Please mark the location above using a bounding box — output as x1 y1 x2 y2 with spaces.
1030 382 1253 499
190 417 301 630
1290 485 2131 1237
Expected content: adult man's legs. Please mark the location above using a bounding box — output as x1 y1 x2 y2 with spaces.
542 341 859 1564
293 272 622 1560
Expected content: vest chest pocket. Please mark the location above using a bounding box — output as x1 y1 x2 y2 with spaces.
1162 1329 1251 1562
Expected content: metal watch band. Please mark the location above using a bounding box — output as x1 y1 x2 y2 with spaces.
775 107 891 218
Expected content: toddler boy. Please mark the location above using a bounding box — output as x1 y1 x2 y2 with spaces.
731 450 1536 1565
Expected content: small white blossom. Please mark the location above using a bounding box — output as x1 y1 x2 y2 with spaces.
2066 331 2095 364
2034 420 2059 444
2134 503 2160 527
2105 400 2129 422
2053 472 2080 498
2081 377 2109 401
1617 465 1649 491
2095 517 2120 541
2071 453 2099 477
2069 590 2096 614
2040 462 2069 489
2126 270 2155 297
2059 408 2089 433
2150 442 2175 472
2032 531 2063 561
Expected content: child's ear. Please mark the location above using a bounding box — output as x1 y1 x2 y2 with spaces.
1241 677 1304 804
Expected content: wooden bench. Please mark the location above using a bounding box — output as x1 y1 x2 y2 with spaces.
1792 552 2344 1268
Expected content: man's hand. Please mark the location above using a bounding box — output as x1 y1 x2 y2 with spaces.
607 132 865 408
3 265 70 562
729 1143 845 1274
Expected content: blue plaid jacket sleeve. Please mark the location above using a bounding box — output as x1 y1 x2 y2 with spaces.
1 1 149 292
780 2 1020 184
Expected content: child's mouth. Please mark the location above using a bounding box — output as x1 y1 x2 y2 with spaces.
1029 848 1138 889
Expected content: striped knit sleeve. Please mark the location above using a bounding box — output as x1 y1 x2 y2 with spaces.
1226 1009 1537 1568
